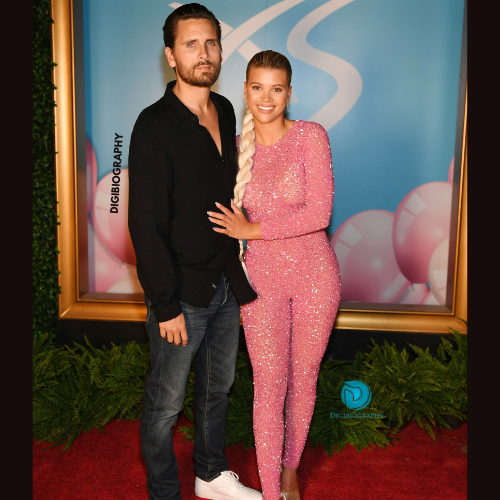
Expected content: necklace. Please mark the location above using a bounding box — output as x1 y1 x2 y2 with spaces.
255 121 289 147
274 121 288 145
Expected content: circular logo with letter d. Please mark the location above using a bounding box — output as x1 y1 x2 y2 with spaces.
341 380 372 410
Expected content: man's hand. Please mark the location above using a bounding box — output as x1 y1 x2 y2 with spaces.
159 313 188 346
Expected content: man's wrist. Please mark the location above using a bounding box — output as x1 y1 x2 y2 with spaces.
154 300 183 323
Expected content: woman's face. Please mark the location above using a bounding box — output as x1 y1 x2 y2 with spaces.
244 67 291 125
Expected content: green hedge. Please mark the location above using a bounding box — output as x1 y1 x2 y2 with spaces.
33 329 467 453
33 0 60 342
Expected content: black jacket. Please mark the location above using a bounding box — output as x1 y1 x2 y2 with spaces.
128 81 257 323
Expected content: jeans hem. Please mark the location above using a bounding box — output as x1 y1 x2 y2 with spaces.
195 469 227 482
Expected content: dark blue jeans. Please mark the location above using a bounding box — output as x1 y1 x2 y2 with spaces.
141 273 241 500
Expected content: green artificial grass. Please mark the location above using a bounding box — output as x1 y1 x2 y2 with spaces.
33 0 60 342
33 329 467 454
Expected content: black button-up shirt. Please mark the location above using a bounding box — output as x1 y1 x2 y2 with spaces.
128 81 257 323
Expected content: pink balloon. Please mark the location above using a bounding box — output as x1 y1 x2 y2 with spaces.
92 169 137 265
86 138 98 214
330 210 410 303
393 181 452 284
448 156 455 183
395 283 430 305
87 220 129 292
428 237 449 305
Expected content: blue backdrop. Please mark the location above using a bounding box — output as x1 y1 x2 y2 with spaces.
82 0 465 302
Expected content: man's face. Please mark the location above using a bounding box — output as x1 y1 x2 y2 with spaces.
165 18 222 87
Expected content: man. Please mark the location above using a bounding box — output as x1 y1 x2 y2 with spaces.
128 4 259 500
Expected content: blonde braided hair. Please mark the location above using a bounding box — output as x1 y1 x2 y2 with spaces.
233 109 255 280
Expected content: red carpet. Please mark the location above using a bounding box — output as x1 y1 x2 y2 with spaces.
33 415 467 499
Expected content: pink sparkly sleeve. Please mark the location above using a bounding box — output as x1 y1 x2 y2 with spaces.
260 122 334 240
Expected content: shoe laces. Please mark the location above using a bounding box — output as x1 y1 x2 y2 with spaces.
224 470 242 490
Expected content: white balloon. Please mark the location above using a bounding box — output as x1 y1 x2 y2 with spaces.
395 283 430 305
428 238 450 305
107 267 143 294
421 290 441 306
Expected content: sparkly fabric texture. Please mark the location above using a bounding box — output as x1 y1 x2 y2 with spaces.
238 121 341 500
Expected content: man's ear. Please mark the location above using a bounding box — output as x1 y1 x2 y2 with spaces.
165 47 176 69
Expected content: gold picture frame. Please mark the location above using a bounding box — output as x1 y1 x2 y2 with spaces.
52 0 467 333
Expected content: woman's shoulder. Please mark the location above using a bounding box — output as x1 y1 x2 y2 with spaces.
293 120 327 135
292 120 329 143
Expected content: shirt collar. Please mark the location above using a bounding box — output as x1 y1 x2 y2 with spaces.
164 80 224 121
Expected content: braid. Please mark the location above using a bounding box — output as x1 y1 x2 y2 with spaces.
234 111 255 208
233 110 256 280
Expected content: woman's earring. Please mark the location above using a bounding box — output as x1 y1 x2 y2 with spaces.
287 100 289 112
245 98 248 111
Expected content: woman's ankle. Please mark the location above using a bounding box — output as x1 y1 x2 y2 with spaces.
280 465 299 490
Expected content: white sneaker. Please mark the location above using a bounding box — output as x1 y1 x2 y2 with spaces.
195 470 262 499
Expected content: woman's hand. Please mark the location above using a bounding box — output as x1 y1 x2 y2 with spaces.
208 201 262 240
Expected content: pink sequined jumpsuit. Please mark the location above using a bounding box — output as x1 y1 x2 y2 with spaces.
239 120 341 500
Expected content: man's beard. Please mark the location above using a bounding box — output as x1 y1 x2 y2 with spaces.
175 59 221 87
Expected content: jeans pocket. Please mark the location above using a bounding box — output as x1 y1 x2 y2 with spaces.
179 299 196 312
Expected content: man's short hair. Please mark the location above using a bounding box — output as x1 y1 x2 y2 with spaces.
163 3 222 50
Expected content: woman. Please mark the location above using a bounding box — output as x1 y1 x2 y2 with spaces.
208 50 341 500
